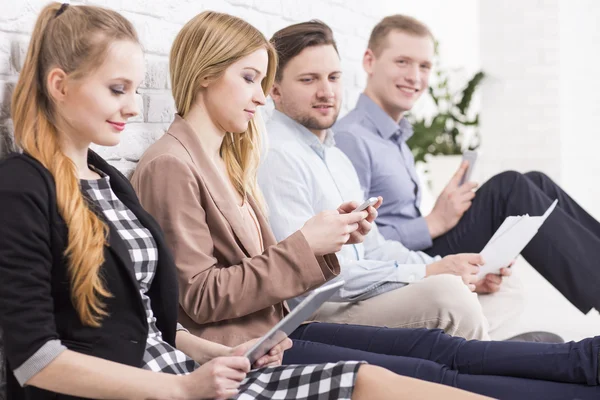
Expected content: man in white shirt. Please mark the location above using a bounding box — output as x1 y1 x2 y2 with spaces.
258 20 562 342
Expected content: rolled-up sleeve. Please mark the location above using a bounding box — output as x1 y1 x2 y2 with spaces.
0 159 66 386
13 340 65 385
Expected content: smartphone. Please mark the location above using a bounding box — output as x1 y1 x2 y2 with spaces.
459 151 478 186
353 197 378 212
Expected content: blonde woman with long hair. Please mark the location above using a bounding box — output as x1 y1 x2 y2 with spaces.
0 3 490 400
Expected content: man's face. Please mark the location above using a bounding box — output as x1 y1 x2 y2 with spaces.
364 30 434 120
271 45 342 134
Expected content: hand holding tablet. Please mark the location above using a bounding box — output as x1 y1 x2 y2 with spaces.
243 280 345 365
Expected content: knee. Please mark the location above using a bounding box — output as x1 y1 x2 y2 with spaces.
426 275 482 315
523 170 549 185
484 170 533 199
421 275 487 339
488 170 524 187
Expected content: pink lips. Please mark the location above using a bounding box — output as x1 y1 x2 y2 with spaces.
313 104 333 115
397 85 419 97
244 109 255 119
107 121 126 132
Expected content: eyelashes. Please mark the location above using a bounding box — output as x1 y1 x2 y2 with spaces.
110 86 141 95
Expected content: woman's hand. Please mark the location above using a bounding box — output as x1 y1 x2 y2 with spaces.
301 209 368 255
337 197 382 244
181 356 250 400
230 337 294 369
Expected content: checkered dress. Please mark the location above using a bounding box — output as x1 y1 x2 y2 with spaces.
81 173 198 375
81 171 363 399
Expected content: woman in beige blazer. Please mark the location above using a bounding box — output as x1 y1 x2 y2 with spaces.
131 10 600 400
132 110 365 345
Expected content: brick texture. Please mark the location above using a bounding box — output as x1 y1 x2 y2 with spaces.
0 0 479 178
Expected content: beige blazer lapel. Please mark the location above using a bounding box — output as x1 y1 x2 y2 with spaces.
167 115 258 257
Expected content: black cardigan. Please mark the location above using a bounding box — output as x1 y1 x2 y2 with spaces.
0 152 180 400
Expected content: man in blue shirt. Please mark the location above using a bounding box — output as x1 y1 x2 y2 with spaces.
334 14 600 315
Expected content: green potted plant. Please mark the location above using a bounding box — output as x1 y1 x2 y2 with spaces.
406 43 484 197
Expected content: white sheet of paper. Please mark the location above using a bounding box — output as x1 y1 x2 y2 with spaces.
540 199 558 221
477 200 558 279
487 216 525 245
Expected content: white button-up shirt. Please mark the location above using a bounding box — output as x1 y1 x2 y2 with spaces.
258 110 440 308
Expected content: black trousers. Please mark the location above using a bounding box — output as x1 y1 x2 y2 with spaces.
285 323 600 399
424 170 600 313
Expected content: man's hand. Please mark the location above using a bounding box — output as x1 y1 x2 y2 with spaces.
337 197 383 244
425 161 478 238
229 337 293 369
475 264 513 294
426 253 482 291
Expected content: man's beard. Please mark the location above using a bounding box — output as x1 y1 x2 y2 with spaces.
296 111 339 131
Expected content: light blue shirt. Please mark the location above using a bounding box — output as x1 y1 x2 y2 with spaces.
334 94 432 251
258 110 439 308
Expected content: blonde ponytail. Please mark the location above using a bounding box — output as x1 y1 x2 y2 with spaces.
11 2 138 326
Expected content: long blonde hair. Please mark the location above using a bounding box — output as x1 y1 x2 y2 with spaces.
169 11 277 205
11 2 139 327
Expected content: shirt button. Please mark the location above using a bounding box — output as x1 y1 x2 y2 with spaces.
407 274 416 282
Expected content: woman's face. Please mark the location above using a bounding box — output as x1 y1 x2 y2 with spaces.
201 48 269 134
54 40 145 148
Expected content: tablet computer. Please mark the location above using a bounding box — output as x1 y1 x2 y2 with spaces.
244 279 345 365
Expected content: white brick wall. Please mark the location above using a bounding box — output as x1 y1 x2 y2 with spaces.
0 0 479 175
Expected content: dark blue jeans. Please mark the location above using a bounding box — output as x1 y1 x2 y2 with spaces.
426 170 600 313
285 323 600 399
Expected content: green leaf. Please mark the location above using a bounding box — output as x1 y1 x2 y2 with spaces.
407 42 484 161
429 86 439 106
457 71 485 115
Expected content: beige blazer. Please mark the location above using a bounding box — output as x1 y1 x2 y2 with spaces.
131 115 340 346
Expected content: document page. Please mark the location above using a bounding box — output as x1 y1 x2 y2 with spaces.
477 200 558 278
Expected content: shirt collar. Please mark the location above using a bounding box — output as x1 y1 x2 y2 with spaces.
356 93 414 142
270 109 335 160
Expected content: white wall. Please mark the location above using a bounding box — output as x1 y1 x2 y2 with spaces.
0 0 480 174
479 0 600 218
558 0 600 219
479 0 562 182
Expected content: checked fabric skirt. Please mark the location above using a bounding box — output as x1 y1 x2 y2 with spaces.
233 361 364 400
